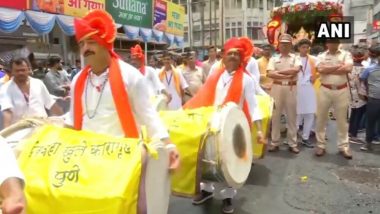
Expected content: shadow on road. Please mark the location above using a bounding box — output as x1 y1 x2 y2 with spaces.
245 163 270 187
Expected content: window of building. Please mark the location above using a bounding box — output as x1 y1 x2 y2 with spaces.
192 4 198 13
226 29 231 39
253 0 259 8
247 26 262 40
194 31 201 41
259 0 263 9
184 32 188 42
215 0 219 10
268 0 274 10
247 0 254 8
238 28 242 36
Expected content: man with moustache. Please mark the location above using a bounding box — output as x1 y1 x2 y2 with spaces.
0 57 63 128
66 10 179 169
184 37 263 214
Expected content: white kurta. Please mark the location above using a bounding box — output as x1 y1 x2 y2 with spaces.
0 77 55 124
297 56 317 114
66 60 169 140
246 57 260 82
0 137 24 185
210 61 267 96
144 66 165 96
160 69 189 110
214 70 262 122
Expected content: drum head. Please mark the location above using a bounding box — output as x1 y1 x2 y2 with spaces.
213 103 252 189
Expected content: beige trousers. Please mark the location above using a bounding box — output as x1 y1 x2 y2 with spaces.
270 84 298 147
316 86 350 150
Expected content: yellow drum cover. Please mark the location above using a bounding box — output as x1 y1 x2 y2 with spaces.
17 125 143 214
160 107 215 197
251 95 274 159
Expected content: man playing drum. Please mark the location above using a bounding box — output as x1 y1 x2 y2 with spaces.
0 139 25 214
129 44 171 101
66 10 179 169
184 37 264 214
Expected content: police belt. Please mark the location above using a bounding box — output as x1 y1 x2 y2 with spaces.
321 83 348 90
273 80 297 86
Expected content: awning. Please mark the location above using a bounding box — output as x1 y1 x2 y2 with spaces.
0 7 184 47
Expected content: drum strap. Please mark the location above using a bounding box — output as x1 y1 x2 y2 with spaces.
73 55 139 138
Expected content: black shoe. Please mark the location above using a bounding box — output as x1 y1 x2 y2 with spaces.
301 139 314 148
222 198 234 213
192 190 214 205
360 143 373 151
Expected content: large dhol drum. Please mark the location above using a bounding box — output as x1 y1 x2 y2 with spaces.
0 118 170 214
160 102 252 196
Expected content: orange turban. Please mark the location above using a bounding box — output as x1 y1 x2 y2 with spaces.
74 10 116 50
131 44 145 61
131 44 146 75
224 37 254 66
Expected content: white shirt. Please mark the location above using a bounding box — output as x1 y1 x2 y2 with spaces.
246 57 268 96
66 60 169 140
214 70 262 122
209 61 267 96
246 57 260 82
0 77 55 124
160 69 189 110
0 137 24 185
144 66 165 96
298 56 315 85
297 56 317 114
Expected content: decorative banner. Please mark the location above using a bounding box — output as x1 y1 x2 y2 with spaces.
0 8 25 33
0 1 28 10
29 0 65 14
153 0 167 31
165 1 184 36
25 10 56 35
28 0 105 17
106 0 153 28
64 0 105 17
153 0 184 36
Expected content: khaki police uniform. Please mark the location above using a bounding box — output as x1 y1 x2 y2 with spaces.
267 53 302 148
315 49 353 150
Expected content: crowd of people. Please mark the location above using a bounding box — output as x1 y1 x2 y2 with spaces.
1 9 380 214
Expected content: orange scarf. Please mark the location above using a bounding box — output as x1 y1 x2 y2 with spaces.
308 54 318 81
73 55 139 138
159 66 182 97
183 64 252 125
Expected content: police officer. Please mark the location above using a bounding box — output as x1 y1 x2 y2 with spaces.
267 34 302 153
315 39 353 159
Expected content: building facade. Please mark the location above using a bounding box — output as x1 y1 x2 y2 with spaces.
177 0 282 48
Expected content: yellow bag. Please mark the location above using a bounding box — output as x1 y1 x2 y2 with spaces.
17 125 143 214
159 107 215 197
251 95 274 159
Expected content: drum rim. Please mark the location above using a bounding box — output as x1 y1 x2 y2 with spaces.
217 103 253 189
